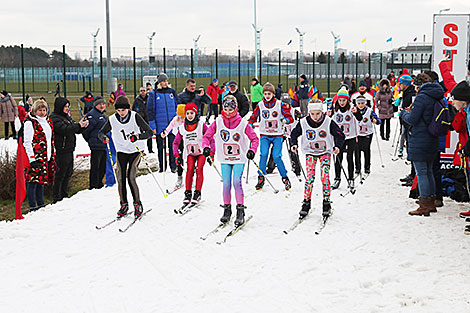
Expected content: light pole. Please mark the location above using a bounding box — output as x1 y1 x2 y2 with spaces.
253 0 259 79
147 32 156 59
193 35 201 69
331 31 340 62
105 0 112 94
91 28 100 65
439 8 450 14
295 27 306 66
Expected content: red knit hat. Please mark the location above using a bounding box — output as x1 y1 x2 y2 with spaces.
185 102 198 115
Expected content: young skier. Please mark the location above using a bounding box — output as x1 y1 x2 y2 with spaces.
202 95 259 226
356 96 381 175
173 102 214 205
162 104 186 188
290 101 345 218
98 96 153 217
281 93 303 179
248 82 294 190
330 88 362 190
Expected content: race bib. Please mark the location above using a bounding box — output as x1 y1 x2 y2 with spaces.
359 125 368 134
186 144 201 156
309 141 327 152
265 120 279 132
223 143 241 156
341 124 350 135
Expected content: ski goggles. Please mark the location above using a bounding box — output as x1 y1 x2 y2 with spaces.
222 98 237 110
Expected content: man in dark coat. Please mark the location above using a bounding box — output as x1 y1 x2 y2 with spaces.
275 83 283 100
296 74 310 116
178 79 197 104
82 96 108 189
132 87 152 152
226 80 250 117
80 91 95 114
50 97 88 202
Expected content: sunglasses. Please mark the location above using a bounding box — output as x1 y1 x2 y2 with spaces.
140 90 146 92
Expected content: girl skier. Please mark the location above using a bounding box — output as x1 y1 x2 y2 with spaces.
356 96 381 175
162 104 186 188
202 96 259 226
98 96 153 217
330 88 362 190
248 82 293 190
173 102 214 205
290 101 345 218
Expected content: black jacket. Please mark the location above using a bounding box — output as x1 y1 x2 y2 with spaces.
296 79 310 100
82 107 108 151
401 85 416 109
50 103 85 155
227 89 250 117
132 94 148 121
275 84 283 100
290 115 345 150
178 88 196 104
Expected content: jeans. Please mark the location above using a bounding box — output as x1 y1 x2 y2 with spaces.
27 182 44 210
258 136 287 177
413 160 436 197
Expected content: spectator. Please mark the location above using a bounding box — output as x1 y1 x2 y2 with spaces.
226 80 250 117
24 99 56 211
351 80 375 108
21 94 33 112
350 78 357 94
343 74 352 90
133 87 152 153
206 78 223 124
400 73 443 216
397 75 416 157
54 81 61 97
50 97 88 203
250 78 264 110
178 79 197 104
82 96 108 189
375 79 394 140
387 71 396 87
115 84 126 98
194 85 211 116
275 83 283 100
80 91 95 114
146 82 153 94
147 73 179 172
296 74 310 116
364 74 373 92
0 90 18 139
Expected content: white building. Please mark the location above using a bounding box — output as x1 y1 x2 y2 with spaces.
391 43 432 64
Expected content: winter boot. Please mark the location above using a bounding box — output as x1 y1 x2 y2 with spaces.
192 190 201 204
331 178 341 190
322 200 332 218
255 175 265 190
282 176 291 190
134 201 143 217
220 204 232 223
183 190 192 204
465 224 470 235
176 175 183 188
348 179 355 190
434 199 444 208
235 204 246 227
459 209 470 218
409 196 432 217
117 202 129 217
299 199 311 219
400 174 412 182
429 195 437 213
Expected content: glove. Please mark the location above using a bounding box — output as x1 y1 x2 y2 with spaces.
458 148 466 157
129 134 138 143
246 150 255 160
29 160 40 169
175 155 182 166
203 147 211 157
102 136 109 144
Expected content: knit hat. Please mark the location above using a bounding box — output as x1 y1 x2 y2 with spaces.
451 81 470 101
185 102 198 115
1 90 8 96
280 93 291 104
228 80 237 86
94 96 105 106
398 75 412 86
212 78 218 83
308 102 323 112
262 82 275 94
359 80 367 87
114 95 130 110
157 73 169 84
300 74 307 80
176 104 186 118
336 88 349 100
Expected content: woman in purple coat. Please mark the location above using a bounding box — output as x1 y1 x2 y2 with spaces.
375 79 394 140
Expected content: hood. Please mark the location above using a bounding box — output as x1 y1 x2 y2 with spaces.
85 91 93 98
379 79 390 92
53 97 70 115
418 82 445 100
277 83 282 88
222 113 242 129
0 94 11 102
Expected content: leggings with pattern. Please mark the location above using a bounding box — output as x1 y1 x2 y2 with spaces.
304 153 331 202
221 163 245 205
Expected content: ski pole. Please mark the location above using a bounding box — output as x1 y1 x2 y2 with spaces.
296 151 307 180
162 136 166 188
207 157 223 181
392 130 401 159
106 142 120 199
391 119 399 147
251 160 279 194
77 100 84 118
373 124 385 168
245 160 250 184
135 144 168 198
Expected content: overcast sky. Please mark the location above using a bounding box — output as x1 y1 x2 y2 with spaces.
4 0 470 58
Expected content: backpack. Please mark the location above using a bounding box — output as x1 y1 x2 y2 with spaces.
427 99 451 137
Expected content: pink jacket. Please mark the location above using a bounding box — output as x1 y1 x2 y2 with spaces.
165 116 183 134
173 121 215 157
202 114 259 154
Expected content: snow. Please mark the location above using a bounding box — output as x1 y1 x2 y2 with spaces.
1 118 470 313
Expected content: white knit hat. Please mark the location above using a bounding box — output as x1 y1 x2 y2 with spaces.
308 102 323 112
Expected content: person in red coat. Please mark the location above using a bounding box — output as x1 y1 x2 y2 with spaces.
206 78 224 124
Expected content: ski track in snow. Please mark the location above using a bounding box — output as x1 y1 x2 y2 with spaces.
1 118 470 312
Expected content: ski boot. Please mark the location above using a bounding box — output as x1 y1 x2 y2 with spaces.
255 175 265 190
183 190 192 204
400 174 413 182
134 201 143 217
398 149 403 158
176 175 183 188
235 204 246 227
299 199 311 219
331 178 341 190
465 224 470 235
348 179 355 190
192 190 201 204
322 200 332 218
117 202 129 217
282 176 291 190
220 204 232 223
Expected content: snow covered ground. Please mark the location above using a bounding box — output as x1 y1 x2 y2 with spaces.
1 118 469 313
